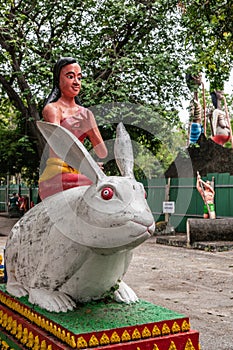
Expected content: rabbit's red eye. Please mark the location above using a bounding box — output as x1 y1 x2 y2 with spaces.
101 187 114 200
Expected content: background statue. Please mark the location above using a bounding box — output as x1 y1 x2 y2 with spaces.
186 73 205 145
196 171 216 219
210 90 231 146
5 122 155 313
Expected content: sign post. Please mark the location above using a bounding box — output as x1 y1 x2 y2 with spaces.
163 201 175 234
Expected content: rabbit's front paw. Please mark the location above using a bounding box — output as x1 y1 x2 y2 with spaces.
28 288 76 313
7 282 28 298
114 281 139 304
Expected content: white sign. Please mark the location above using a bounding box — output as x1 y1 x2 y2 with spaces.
163 201 175 214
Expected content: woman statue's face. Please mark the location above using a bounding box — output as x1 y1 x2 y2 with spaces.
59 63 82 98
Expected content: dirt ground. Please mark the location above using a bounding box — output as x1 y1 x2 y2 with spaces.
1 214 233 350
124 238 233 350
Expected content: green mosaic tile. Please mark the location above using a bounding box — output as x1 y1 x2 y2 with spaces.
0 284 184 334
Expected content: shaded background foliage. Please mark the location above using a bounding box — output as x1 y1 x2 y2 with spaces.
0 0 233 183
179 0 233 91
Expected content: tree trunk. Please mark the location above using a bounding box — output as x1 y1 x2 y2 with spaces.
187 218 233 245
30 119 46 158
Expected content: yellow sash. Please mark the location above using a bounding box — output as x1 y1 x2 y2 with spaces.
39 157 80 182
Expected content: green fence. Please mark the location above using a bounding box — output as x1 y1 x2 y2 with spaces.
1 173 233 232
0 185 38 212
143 172 233 232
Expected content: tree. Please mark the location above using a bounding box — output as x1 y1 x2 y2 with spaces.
178 1 233 91
87 102 186 178
0 2 187 137
0 99 38 184
1 0 233 182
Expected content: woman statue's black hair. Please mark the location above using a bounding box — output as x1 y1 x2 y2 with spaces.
43 57 82 107
210 91 217 109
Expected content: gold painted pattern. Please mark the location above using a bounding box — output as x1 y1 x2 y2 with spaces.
185 338 196 350
162 323 170 335
89 335 99 347
172 321 181 333
132 328 141 340
168 340 177 350
77 336 88 349
100 333 110 345
142 326 151 338
182 320 191 332
152 325 161 337
121 330 131 342
110 331 121 344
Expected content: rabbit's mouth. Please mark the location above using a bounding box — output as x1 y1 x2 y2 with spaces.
130 221 155 238
91 221 155 255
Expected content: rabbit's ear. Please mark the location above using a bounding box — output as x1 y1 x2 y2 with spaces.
37 121 106 184
114 122 134 178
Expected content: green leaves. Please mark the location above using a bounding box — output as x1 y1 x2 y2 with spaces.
180 0 233 90
0 0 233 183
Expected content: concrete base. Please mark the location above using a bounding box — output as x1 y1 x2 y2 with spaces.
0 287 200 350
156 232 233 252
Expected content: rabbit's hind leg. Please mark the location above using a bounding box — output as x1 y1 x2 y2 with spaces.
28 288 76 313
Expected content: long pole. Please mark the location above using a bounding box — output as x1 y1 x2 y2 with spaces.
202 82 207 136
165 177 170 223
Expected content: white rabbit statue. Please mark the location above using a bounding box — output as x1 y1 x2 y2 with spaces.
5 121 155 313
